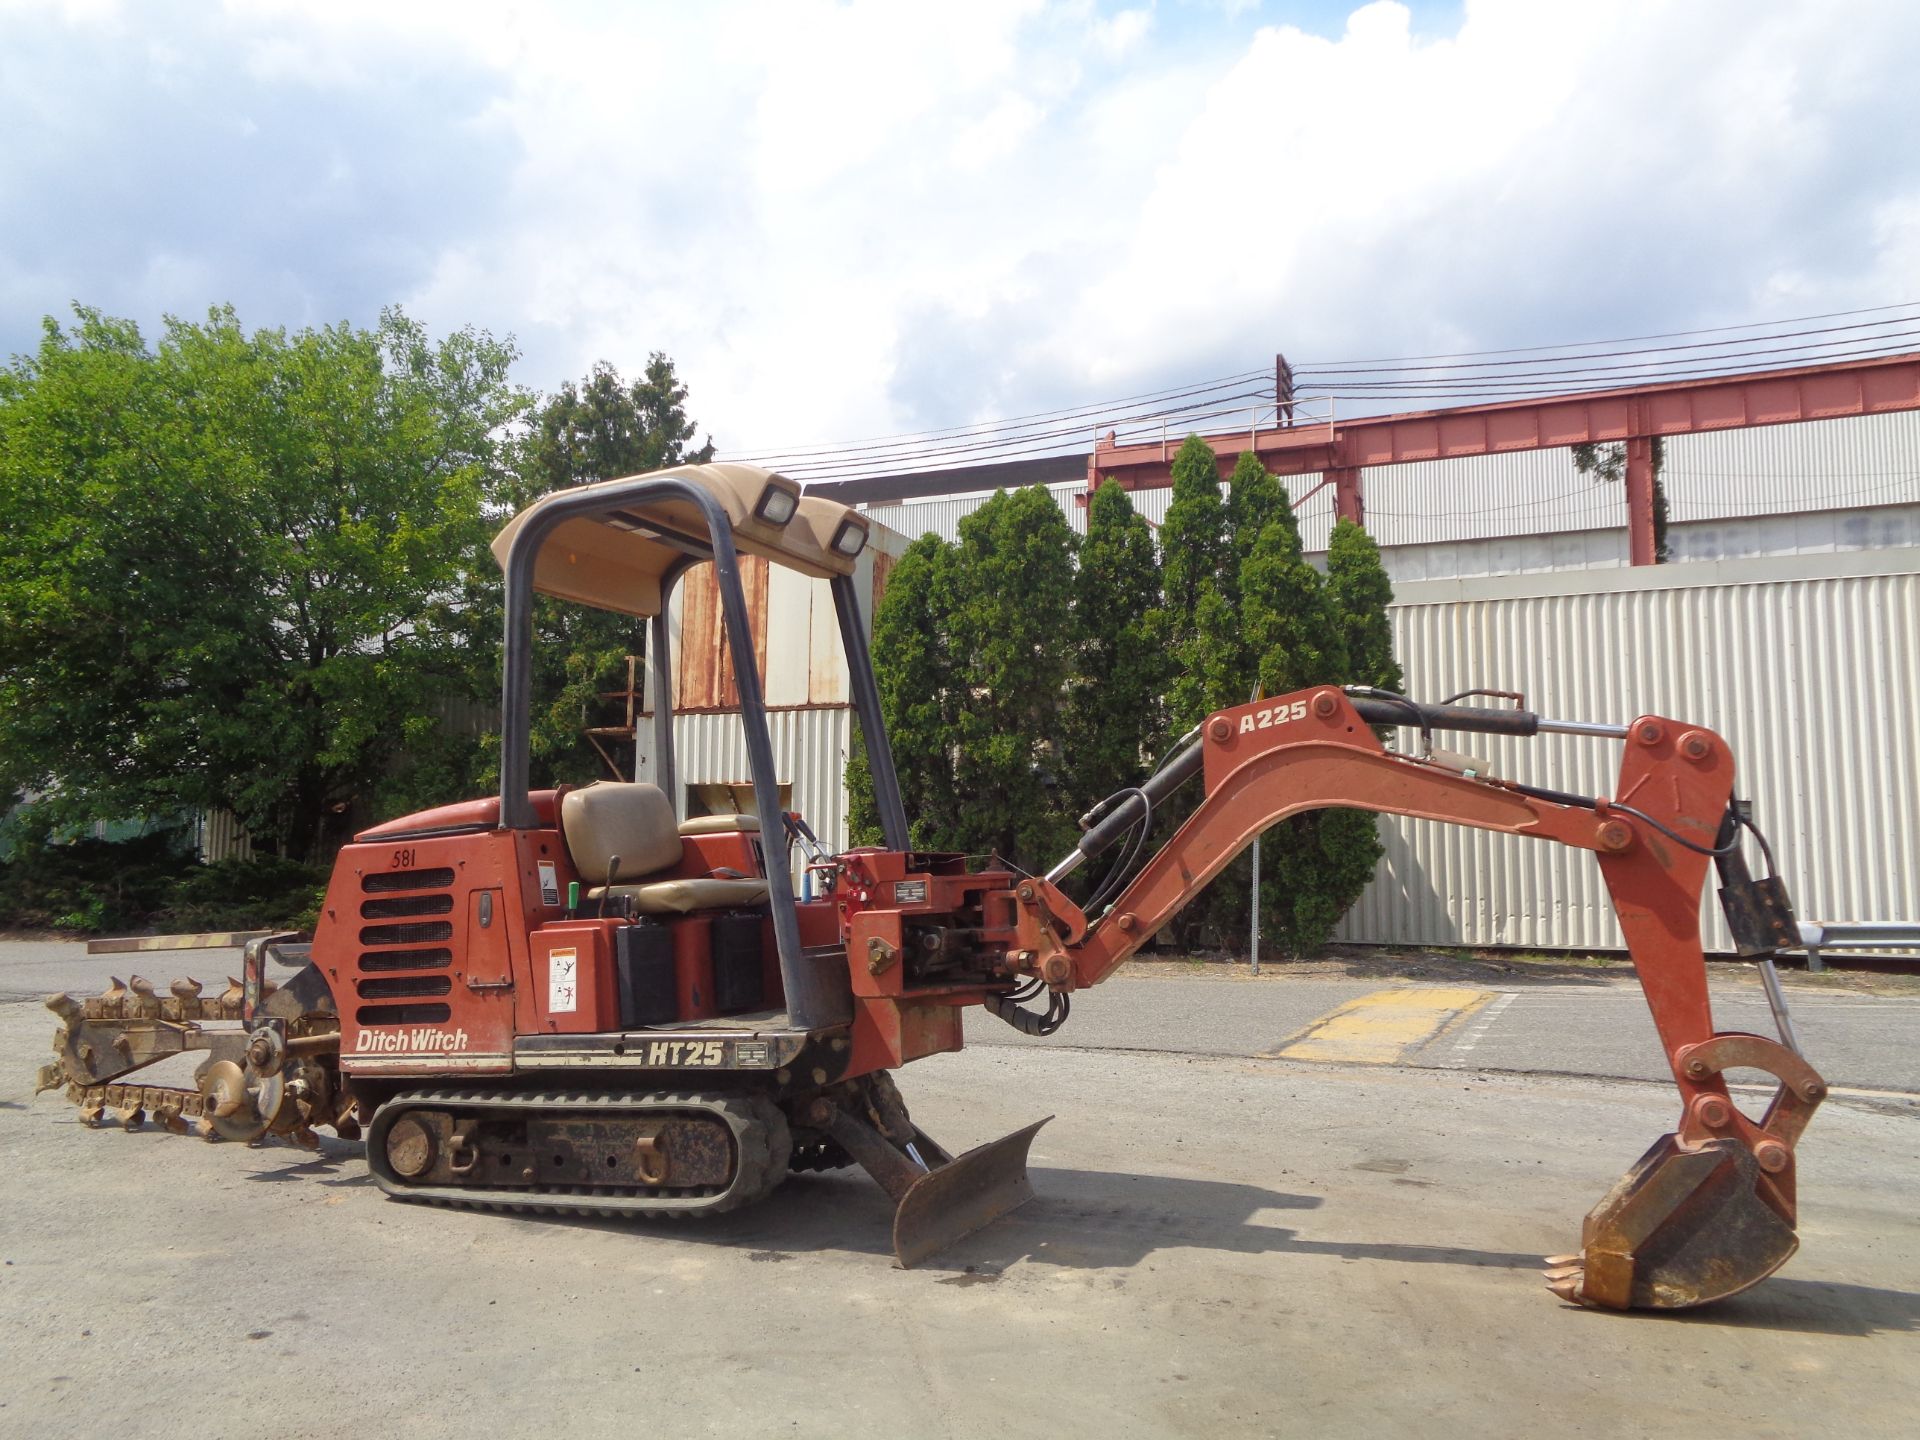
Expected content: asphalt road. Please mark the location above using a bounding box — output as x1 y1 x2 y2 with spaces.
4 939 1918 1437
972 966 1920 1096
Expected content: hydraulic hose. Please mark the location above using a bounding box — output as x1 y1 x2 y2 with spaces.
1044 734 1205 885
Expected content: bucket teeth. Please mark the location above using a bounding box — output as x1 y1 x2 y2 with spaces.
169 977 202 1001
1546 1273 1587 1304
1542 1254 1580 1267
220 977 245 1008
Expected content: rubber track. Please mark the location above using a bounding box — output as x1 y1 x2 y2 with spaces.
367 1087 791 1222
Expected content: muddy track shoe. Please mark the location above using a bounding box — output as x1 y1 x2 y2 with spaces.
365 1088 792 1219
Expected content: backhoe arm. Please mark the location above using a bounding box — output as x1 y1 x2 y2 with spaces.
1003 685 1824 1311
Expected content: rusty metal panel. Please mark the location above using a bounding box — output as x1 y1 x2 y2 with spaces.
656 525 906 713
711 555 770 710
1337 548 1920 954
676 561 724 710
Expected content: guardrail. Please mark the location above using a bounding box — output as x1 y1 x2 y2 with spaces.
1792 921 1920 972
1095 397 1338 461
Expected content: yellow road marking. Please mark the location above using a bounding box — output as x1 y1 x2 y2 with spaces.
1269 987 1496 1065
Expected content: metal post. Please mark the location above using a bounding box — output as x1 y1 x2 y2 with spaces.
832 573 911 852
1249 834 1261 975
1757 958 1804 1057
648 568 686 809
1625 435 1657 566
1331 466 1364 526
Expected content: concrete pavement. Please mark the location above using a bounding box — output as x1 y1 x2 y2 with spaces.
4 939 1918 1437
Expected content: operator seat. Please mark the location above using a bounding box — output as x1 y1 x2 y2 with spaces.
561 782 769 914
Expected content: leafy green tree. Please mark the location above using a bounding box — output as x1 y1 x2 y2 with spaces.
946 487 1080 866
0 305 521 861
478 357 716 789
1064 480 1167 818
848 533 963 848
512 356 714 509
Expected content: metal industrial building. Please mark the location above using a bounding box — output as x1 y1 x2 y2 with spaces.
735 405 1918 954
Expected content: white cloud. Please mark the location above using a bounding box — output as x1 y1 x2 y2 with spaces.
3 0 1917 455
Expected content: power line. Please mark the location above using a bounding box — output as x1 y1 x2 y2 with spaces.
1295 311 1920 377
1294 299 1920 367
740 300 1920 482
719 366 1268 465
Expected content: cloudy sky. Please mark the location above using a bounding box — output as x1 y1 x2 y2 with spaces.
4 0 1917 456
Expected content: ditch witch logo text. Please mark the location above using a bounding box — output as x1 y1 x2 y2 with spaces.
354 1027 471 1053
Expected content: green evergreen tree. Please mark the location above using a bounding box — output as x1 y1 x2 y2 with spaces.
1064 481 1168 819
1225 449 1287 592
1325 518 1403 695
946 487 1080 866
847 533 963 849
1156 436 1232 735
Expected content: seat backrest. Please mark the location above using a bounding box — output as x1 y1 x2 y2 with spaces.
561 782 682 884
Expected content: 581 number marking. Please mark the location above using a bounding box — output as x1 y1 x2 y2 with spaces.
391 847 418 868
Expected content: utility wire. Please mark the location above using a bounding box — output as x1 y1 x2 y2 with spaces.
1297 299 1920 367
734 301 1920 481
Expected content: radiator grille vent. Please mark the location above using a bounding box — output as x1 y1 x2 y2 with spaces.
359 920 454 946
355 1002 453 1026
358 946 452 972
355 863 460 1035
362 867 456 894
360 893 454 920
356 974 453 999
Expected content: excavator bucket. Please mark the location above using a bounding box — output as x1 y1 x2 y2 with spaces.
892 1117 1050 1268
1546 1134 1799 1310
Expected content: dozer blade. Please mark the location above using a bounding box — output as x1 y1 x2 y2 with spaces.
893 1117 1050 1268
1551 1134 1798 1310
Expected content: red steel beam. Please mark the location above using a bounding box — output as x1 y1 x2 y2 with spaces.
1086 351 1920 563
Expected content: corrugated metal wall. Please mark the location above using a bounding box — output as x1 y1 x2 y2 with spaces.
1337 549 1920 953
198 809 255 862
638 707 854 875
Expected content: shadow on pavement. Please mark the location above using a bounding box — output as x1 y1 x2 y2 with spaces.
947 1165 1540 1276
1634 1275 1920 1337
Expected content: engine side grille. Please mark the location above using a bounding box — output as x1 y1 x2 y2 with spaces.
358 946 453 972
357 974 453 999
362 867 456 893
356 1002 453 1026
360 893 454 920
360 921 454 946
355 863 461 1035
